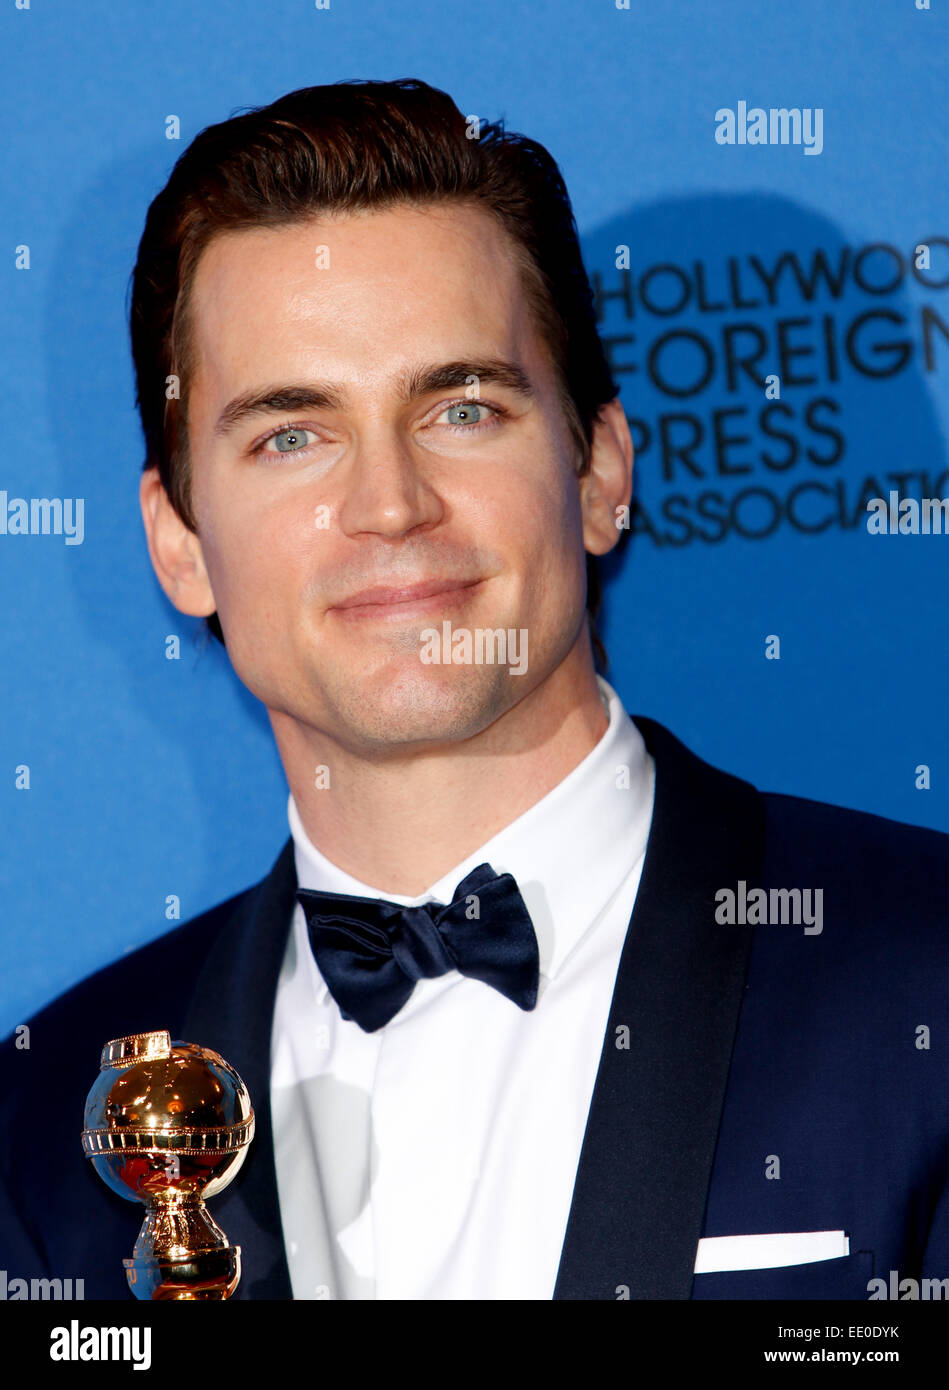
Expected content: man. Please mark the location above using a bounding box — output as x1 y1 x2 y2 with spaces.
2 78 948 1302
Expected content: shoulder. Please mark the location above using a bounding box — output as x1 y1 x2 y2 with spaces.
751 788 949 996
10 884 255 1045
761 787 949 897
0 879 259 1129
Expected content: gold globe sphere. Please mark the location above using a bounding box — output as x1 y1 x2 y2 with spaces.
81 1031 255 1300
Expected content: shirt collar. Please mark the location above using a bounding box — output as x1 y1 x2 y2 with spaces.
289 677 654 1000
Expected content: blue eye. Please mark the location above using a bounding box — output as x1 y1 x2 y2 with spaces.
437 401 499 429
271 427 314 452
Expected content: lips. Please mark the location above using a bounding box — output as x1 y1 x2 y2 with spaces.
331 578 482 613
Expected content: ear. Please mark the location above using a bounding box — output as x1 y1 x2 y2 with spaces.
139 468 217 617
578 397 634 556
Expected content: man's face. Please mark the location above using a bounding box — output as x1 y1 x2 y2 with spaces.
183 202 602 756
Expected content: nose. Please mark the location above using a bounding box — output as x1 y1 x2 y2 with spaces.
337 426 446 540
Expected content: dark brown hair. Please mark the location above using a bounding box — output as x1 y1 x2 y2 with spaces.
130 78 618 662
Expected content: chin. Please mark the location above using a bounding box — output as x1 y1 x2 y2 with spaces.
325 662 519 753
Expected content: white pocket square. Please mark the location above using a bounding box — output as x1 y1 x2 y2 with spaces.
694 1230 850 1273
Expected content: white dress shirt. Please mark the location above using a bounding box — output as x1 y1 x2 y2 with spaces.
270 676 655 1299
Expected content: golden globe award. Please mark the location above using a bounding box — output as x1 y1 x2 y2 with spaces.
81 1030 255 1300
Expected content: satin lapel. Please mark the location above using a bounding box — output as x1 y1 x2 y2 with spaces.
182 837 298 1300
553 717 765 1300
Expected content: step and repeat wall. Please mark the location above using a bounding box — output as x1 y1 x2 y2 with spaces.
2 0 946 1034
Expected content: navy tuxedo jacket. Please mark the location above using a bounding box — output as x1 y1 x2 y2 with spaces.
3 716 949 1300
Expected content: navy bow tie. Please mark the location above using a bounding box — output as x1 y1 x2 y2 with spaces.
296 863 540 1033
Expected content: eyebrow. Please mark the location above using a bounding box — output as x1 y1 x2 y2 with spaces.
213 359 536 438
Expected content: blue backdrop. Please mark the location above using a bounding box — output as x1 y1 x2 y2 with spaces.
2 0 947 1037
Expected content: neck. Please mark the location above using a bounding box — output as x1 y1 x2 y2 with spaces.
270 639 610 896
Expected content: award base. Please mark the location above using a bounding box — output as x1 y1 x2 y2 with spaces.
124 1245 241 1300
